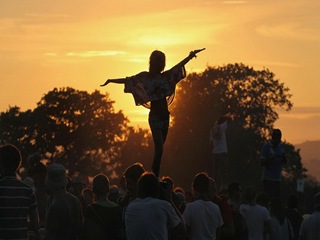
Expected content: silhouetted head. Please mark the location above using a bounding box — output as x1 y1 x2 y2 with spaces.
137 172 159 198
82 188 94 205
161 176 174 189
124 162 145 196
92 174 110 197
0 144 22 174
46 163 68 189
124 162 145 183
193 172 210 196
287 193 299 209
242 186 257 204
256 192 269 208
228 182 242 199
108 185 121 204
149 50 166 74
271 128 282 145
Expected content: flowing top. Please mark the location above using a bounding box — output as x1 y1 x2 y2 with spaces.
124 64 186 107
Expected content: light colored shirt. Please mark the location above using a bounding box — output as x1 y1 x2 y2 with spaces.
183 199 224 240
125 197 181 240
299 211 320 240
240 203 271 240
210 121 228 154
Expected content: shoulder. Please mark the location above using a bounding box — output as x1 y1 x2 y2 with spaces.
220 121 228 129
67 193 82 203
0 177 34 192
258 205 271 218
135 71 149 77
90 202 122 215
263 141 272 148
149 197 172 207
239 203 249 211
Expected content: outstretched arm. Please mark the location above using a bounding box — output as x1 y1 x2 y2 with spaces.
100 78 127 87
176 48 205 67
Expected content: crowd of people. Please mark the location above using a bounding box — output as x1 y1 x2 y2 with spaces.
0 143 319 240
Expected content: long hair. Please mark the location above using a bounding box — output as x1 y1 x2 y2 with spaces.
149 50 166 74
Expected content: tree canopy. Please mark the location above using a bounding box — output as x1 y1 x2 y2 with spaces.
163 63 302 190
0 87 152 179
0 64 310 194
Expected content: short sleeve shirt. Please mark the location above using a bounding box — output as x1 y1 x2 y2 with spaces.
124 65 186 106
125 197 181 240
240 204 271 240
299 211 320 240
260 141 286 181
183 199 224 240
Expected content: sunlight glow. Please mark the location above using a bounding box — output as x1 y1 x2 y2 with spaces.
1 0 320 144
221 1 247 4
66 50 128 58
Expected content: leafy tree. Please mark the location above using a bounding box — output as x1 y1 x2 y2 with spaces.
32 87 128 176
163 63 301 190
0 87 151 178
0 107 35 167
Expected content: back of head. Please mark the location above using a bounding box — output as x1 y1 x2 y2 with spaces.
256 192 269 208
287 193 299 209
193 172 210 195
46 163 68 189
242 186 257 204
161 176 174 189
149 50 166 74
228 182 241 198
0 144 21 173
82 188 94 204
108 185 120 203
124 162 145 183
271 128 282 143
92 174 110 196
137 172 159 198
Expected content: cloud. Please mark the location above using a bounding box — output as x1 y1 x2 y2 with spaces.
44 52 58 57
247 60 300 68
276 107 320 143
256 22 320 41
284 106 320 114
221 1 248 4
65 50 127 58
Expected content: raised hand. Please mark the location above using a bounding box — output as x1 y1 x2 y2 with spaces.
190 48 206 58
100 79 110 87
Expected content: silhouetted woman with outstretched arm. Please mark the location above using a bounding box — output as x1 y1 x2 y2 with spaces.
101 48 205 177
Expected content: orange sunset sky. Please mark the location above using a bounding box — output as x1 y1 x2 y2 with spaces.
0 0 319 144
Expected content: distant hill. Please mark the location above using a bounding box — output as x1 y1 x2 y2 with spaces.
295 140 320 181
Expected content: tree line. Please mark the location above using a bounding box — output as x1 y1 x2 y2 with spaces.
1 63 318 206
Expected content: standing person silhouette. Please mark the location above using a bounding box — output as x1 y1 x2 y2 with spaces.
101 48 205 177
260 128 287 199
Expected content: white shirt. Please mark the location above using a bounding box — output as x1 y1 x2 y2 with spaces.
183 199 224 240
270 216 293 240
210 121 228 154
125 197 181 240
240 204 271 240
299 211 320 240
